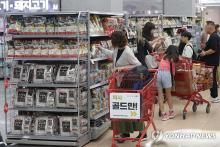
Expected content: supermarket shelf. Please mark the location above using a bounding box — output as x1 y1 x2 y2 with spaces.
129 14 161 18
91 109 109 120
16 82 87 88
163 25 182 29
90 81 108 89
9 56 87 61
89 11 124 16
90 33 109 37
5 12 79 16
12 34 87 39
10 107 78 113
6 132 90 147
91 121 110 140
90 57 109 63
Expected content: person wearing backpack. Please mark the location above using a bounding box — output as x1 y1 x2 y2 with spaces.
180 31 197 60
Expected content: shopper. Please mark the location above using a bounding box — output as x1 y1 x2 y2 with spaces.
215 24 220 86
97 31 146 142
200 21 220 103
176 28 187 55
215 24 220 36
157 45 179 121
200 29 209 50
180 31 195 59
135 22 164 66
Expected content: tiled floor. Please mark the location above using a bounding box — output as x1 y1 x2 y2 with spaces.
86 90 220 147
0 81 220 147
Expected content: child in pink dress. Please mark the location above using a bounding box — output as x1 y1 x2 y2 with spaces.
157 45 179 121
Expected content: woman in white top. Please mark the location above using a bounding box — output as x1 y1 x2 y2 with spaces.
97 31 141 69
180 31 194 58
97 31 145 142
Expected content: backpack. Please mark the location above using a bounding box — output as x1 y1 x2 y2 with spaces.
186 44 197 60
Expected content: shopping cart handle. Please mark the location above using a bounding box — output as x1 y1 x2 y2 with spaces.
148 69 157 73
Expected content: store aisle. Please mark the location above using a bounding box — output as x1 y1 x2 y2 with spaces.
0 87 220 147
86 90 220 147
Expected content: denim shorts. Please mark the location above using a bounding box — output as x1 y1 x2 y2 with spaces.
157 70 172 89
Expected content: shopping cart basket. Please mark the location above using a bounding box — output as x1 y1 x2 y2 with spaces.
108 69 157 147
173 61 212 120
158 59 212 119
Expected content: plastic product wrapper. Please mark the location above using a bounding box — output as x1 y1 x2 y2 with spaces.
11 116 32 135
14 88 34 107
56 88 77 108
36 90 55 108
34 116 58 135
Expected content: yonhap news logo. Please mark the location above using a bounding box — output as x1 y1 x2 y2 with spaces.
147 129 219 147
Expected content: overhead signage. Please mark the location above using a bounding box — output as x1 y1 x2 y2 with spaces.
0 0 60 12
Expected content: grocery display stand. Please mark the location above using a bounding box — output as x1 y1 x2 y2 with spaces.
4 12 90 147
88 12 124 140
127 14 201 50
3 11 125 146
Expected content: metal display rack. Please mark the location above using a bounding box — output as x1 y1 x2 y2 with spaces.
127 14 201 49
3 11 124 146
88 11 124 140
0 15 4 79
4 12 89 147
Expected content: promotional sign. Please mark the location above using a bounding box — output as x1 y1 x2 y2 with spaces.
0 0 60 12
110 92 141 119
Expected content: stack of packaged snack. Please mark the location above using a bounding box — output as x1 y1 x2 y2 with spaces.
7 39 88 57
90 15 104 35
192 63 213 91
90 63 113 85
11 114 87 136
7 15 87 35
90 86 108 118
90 15 125 35
10 64 87 84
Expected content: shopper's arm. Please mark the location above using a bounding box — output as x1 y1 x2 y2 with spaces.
200 35 218 56
204 49 215 55
115 65 137 71
96 45 113 57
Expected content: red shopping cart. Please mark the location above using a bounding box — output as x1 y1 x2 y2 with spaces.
108 69 157 147
173 60 212 119
157 57 212 119
153 53 212 120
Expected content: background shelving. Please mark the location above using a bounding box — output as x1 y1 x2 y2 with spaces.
126 14 201 51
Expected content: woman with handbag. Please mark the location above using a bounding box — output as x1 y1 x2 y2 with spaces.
97 31 147 142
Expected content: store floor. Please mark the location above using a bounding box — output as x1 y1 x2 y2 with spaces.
0 80 220 147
